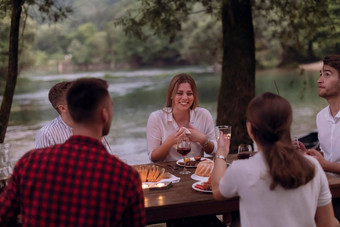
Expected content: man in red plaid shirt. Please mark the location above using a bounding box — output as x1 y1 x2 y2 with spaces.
0 78 146 226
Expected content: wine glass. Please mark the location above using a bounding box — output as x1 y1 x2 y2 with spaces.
237 144 253 159
177 136 191 175
215 125 232 140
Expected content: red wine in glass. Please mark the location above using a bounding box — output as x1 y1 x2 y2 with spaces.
237 144 253 160
177 147 191 156
177 136 191 175
237 152 250 159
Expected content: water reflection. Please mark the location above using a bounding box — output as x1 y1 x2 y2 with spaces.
3 67 324 164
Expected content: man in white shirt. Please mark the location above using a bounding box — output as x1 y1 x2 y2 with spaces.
35 81 74 149
305 55 340 175
303 55 340 220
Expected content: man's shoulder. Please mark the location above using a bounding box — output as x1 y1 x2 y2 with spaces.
20 146 56 162
105 157 141 184
39 117 61 130
318 106 329 114
316 106 330 119
38 117 71 133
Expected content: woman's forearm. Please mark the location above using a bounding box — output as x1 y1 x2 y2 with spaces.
212 157 228 200
150 139 174 162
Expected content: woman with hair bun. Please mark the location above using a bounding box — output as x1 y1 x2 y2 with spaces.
212 92 336 227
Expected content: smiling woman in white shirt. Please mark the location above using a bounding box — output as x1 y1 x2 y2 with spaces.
146 73 217 162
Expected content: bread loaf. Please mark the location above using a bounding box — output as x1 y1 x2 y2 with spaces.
134 165 165 182
195 159 214 177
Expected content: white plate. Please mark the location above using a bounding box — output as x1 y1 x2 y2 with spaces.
192 181 212 193
176 157 209 168
191 174 209 182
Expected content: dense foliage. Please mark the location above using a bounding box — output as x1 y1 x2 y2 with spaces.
0 0 72 142
1 0 339 73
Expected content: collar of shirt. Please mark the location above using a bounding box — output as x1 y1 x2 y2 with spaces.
67 135 106 151
57 115 73 130
325 106 340 122
163 107 196 127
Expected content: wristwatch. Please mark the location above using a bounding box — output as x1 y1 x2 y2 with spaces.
214 155 227 162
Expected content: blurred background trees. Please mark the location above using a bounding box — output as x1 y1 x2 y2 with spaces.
2 0 339 74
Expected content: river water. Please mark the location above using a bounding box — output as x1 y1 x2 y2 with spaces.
1 66 326 165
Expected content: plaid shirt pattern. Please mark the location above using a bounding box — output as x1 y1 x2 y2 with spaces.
0 135 146 226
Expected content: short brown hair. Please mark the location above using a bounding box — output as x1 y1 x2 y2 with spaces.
247 92 314 190
323 55 340 76
48 81 73 114
67 78 109 123
166 74 199 109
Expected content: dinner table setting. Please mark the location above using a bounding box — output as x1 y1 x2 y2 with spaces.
134 125 340 224
136 141 340 225
136 155 240 225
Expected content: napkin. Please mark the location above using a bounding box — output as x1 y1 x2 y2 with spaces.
143 173 180 185
159 173 180 183
181 127 191 135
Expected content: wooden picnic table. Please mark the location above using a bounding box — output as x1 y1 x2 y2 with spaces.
142 154 340 224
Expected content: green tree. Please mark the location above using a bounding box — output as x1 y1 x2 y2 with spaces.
180 13 222 65
0 17 10 80
66 23 109 66
252 0 338 65
119 0 334 151
0 0 72 143
34 24 69 55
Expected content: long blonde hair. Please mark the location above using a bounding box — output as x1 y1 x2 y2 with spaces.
247 92 315 190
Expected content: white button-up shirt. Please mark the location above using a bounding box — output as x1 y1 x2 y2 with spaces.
35 115 73 149
317 106 340 163
147 107 217 162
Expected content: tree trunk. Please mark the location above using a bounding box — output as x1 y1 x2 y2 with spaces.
0 0 23 143
217 0 255 153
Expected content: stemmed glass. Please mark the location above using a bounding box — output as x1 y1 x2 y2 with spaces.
177 136 191 175
237 144 253 159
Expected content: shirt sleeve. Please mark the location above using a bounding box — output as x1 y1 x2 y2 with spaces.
219 164 239 198
146 111 162 160
315 162 332 207
122 168 146 227
316 112 325 154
